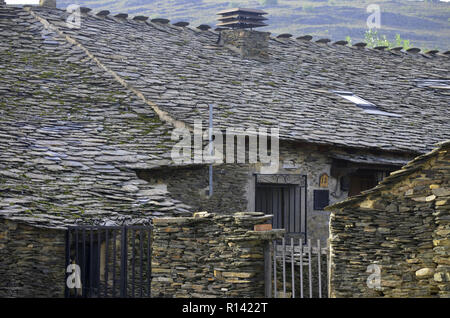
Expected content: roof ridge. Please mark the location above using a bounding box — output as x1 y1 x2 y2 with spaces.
34 6 448 60
26 6 191 133
70 6 214 36
271 34 449 61
24 6 450 54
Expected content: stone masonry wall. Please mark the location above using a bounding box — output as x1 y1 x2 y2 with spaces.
151 212 283 298
329 149 449 297
0 220 66 297
138 142 409 244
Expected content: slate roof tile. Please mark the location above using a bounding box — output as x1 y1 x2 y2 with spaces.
1 5 449 227
0 6 192 227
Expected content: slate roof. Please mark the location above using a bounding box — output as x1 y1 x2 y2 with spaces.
327 140 450 210
0 6 192 228
0 5 449 227
21 6 450 154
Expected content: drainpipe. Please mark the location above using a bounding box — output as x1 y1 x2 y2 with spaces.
209 104 213 197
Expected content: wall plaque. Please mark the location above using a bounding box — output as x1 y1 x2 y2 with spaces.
319 173 329 188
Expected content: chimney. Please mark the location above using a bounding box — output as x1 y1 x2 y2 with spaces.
40 0 57 8
217 8 270 59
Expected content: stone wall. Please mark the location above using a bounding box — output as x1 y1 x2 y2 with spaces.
138 142 409 244
0 220 66 297
1 212 281 298
151 212 283 298
328 145 449 297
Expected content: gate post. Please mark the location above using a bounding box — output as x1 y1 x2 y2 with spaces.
264 241 272 298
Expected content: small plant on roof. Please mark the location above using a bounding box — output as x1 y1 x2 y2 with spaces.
345 36 352 46
364 29 390 48
362 30 413 50
394 34 411 50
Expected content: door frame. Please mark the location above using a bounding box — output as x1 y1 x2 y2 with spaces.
254 174 307 241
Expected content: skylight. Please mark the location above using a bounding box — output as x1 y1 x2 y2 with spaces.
338 94 375 107
332 91 402 118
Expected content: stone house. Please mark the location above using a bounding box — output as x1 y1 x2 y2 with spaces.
327 141 449 297
0 3 449 296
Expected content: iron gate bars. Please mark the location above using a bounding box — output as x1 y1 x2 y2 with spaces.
264 236 329 298
65 225 152 298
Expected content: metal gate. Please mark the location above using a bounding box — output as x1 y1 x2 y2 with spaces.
65 225 152 298
264 236 329 298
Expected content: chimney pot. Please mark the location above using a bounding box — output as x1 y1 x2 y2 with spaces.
216 8 268 29
217 8 270 59
39 0 57 8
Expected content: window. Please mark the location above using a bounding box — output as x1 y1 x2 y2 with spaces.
336 92 375 107
332 91 402 118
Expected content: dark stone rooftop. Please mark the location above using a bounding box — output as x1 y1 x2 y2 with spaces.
0 4 449 227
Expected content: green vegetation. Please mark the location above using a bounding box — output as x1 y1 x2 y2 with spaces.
358 29 413 49
345 35 352 46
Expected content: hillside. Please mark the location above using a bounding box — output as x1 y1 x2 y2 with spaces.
56 0 450 50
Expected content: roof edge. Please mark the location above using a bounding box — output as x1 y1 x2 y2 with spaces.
325 139 450 210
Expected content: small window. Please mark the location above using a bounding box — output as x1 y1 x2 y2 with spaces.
332 91 402 118
334 92 375 107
